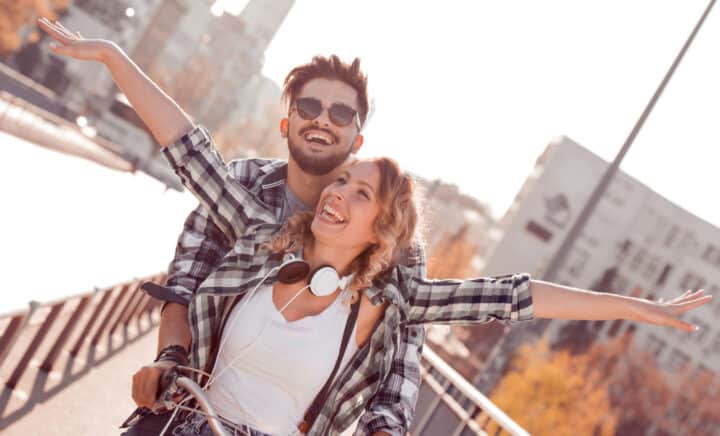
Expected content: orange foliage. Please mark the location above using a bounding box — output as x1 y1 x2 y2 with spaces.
485 337 618 436
427 224 477 279
0 0 69 54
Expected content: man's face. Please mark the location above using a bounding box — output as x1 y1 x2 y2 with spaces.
286 78 361 176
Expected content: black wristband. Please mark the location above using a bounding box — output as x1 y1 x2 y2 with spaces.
155 344 189 366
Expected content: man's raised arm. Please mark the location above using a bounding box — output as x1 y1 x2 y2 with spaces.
38 17 194 147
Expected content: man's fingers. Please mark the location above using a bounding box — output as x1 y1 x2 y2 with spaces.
131 366 162 409
40 18 77 41
37 19 70 43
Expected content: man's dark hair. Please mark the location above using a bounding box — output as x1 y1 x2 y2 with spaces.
282 55 369 126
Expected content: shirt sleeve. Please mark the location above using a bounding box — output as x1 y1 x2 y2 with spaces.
162 125 276 243
354 244 427 436
354 324 424 436
406 273 535 325
161 205 232 306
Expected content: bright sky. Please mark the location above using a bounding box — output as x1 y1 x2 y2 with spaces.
226 0 719 227
1 131 196 312
4 1 718 310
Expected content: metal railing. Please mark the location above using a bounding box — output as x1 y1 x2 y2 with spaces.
0 91 134 172
0 273 165 428
413 347 529 436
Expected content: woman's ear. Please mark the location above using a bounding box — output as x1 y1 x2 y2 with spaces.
352 134 364 153
280 118 289 138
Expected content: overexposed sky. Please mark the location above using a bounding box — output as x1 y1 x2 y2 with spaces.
226 0 719 227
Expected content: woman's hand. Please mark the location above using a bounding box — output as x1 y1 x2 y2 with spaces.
37 17 117 63
631 289 712 332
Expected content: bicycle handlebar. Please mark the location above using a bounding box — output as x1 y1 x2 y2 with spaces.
175 376 230 436
157 367 231 436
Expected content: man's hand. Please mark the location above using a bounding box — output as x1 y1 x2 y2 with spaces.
131 360 177 409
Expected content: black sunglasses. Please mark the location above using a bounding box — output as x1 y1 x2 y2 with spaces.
295 97 361 129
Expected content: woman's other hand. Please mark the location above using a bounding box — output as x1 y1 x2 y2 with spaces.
631 289 712 332
37 17 117 63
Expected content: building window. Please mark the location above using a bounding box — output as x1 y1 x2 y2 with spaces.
679 271 706 290
656 264 673 286
664 225 679 247
702 244 720 267
568 248 590 278
679 231 700 254
645 334 666 358
643 256 661 280
666 349 690 372
525 220 552 242
618 239 632 262
630 248 646 271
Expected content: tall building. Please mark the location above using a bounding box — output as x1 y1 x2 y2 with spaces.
482 136 720 373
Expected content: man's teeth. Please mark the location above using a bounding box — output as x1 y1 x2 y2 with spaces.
305 132 332 145
322 203 345 223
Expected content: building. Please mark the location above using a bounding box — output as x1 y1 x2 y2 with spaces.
482 135 720 374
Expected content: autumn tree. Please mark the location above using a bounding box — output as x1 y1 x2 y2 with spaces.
427 224 477 279
483 337 618 436
0 0 69 55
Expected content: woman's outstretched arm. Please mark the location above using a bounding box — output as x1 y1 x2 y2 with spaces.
530 280 711 332
37 17 193 147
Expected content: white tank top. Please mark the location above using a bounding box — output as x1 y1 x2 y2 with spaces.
206 284 359 435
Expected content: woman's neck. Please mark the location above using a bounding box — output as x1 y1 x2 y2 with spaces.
303 239 362 278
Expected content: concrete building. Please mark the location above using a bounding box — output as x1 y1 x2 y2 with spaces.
482 135 720 375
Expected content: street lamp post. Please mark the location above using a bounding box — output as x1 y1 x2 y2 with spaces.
476 0 716 394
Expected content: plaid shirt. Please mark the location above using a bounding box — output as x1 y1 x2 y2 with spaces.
161 126 535 436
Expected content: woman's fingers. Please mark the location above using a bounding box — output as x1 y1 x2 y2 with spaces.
671 294 712 314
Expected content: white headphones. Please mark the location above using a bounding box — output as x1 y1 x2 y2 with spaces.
205 251 353 392
277 253 352 297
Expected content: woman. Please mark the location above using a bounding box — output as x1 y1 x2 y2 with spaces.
38 18 711 436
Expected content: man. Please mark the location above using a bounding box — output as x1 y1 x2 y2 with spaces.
128 55 425 436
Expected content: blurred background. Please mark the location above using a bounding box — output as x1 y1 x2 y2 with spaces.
0 1 718 435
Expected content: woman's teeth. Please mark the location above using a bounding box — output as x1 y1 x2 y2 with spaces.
322 203 345 223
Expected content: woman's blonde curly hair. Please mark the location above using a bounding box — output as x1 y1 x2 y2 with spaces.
265 157 418 302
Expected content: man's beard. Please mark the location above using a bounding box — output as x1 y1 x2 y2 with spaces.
288 137 353 176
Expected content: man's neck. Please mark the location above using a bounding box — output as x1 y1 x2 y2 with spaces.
286 158 350 207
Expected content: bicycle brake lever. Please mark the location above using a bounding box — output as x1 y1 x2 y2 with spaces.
152 366 183 412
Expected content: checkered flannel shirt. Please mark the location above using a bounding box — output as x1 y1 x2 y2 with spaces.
160 125 535 436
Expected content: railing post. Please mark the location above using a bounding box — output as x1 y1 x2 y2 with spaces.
69 287 113 357
5 301 65 390
108 281 142 335
0 302 39 370
40 295 91 372
125 293 150 328
90 284 131 346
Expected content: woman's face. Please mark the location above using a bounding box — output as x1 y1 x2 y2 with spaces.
311 161 381 251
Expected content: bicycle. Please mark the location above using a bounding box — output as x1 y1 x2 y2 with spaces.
156 365 231 436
